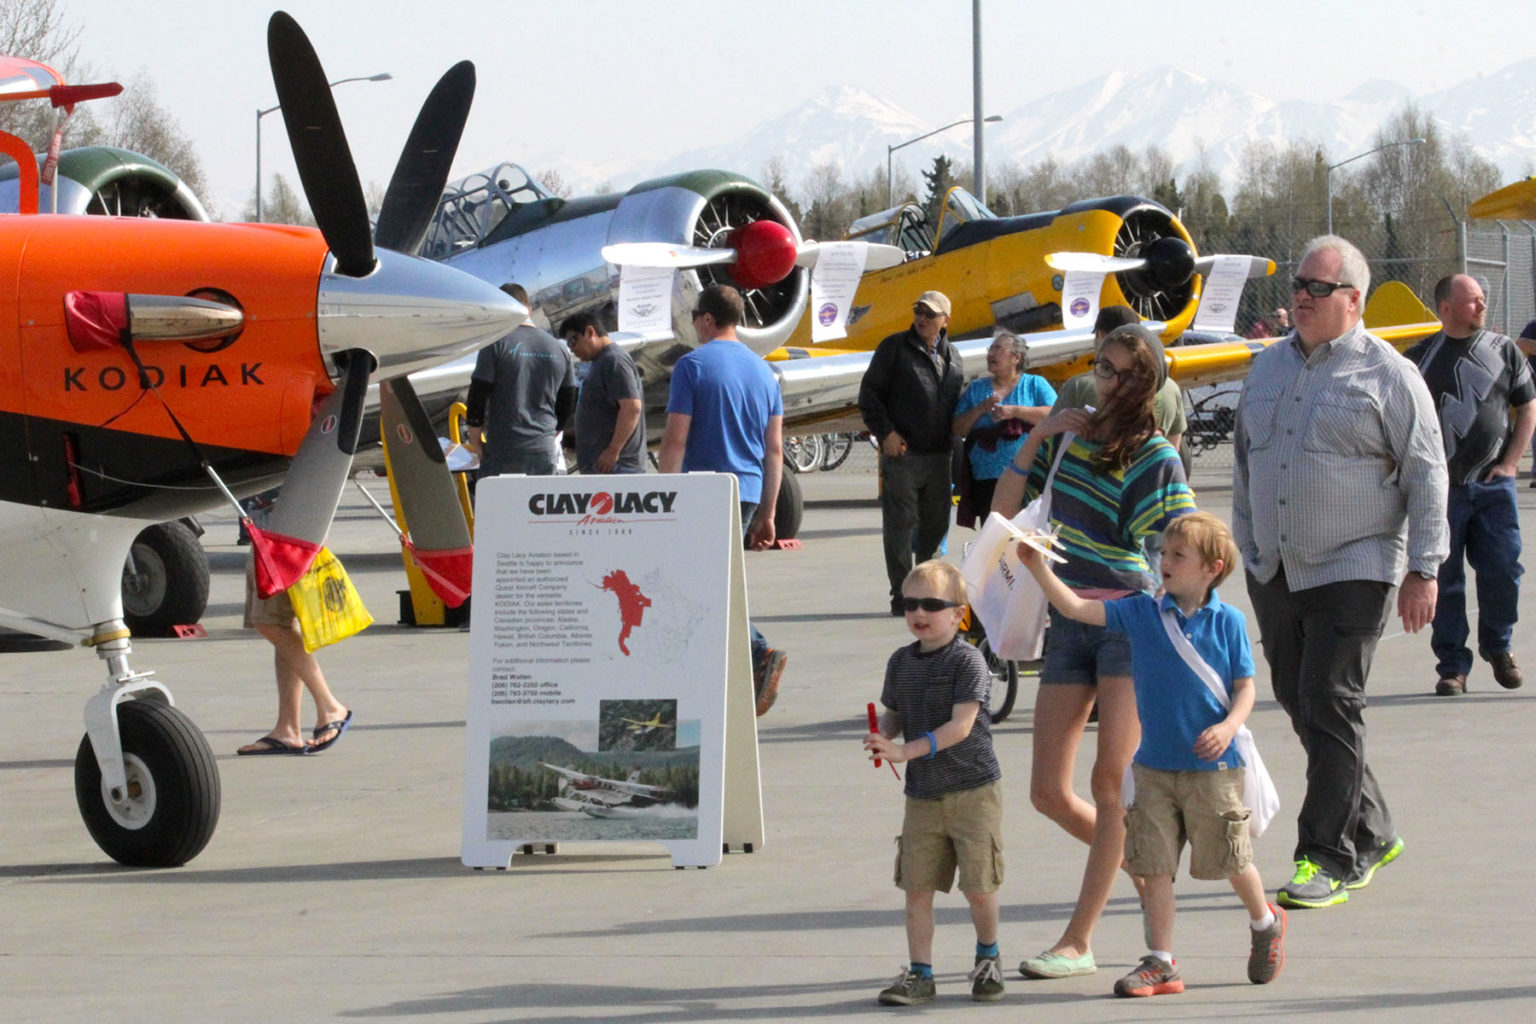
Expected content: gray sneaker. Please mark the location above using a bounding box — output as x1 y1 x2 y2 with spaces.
878 968 935 1006
1113 954 1184 997
1247 902 1286 984
1345 836 1405 890
969 955 1005 1002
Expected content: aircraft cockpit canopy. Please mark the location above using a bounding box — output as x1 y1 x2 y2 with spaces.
422 162 553 259
935 187 996 247
845 204 935 259
843 187 997 261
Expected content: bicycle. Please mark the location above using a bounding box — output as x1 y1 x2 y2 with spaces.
960 605 1025 724
783 434 824 474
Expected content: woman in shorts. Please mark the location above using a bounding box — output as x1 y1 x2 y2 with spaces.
989 323 1194 979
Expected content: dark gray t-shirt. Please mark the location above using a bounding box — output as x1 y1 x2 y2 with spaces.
879 636 999 799
471 324 576 472
575 343 646 473
1405 329 1536 484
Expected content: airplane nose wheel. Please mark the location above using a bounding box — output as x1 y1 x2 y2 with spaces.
74 699 221 867
98 752 158 830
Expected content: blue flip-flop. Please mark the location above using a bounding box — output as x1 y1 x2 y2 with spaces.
237 735 308 756
308 709 353 753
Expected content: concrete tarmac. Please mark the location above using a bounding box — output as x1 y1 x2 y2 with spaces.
2 463 1534 1022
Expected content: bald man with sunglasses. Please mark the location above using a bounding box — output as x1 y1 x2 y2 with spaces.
1233 235 1448 911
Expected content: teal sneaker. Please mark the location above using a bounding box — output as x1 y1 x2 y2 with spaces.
1345 836 1405 890
1019 948 1096 978
1277 857 1348 908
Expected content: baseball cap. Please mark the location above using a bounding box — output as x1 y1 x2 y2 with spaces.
914 290 952 317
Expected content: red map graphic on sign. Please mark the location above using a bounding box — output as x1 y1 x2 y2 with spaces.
599 569 651 656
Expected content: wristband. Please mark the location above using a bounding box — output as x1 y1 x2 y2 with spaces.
922 731 939 759
1004 460 1029 476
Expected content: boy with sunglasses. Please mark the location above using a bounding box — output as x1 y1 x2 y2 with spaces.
864 560 1005 1006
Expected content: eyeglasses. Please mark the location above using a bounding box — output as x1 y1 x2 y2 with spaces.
1092 358 1134 381
912 306 941 319
1290 277 1355 298
901 597 962 613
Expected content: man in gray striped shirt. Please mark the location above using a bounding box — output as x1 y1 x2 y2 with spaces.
1233 235 1448 911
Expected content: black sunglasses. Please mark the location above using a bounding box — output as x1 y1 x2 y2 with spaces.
912 306 941 319
1291 277 1355 298
901 597 962 613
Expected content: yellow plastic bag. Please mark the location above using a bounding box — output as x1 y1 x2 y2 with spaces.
288 546 373 652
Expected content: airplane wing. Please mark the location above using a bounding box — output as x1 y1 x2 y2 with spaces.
772 282 1440 427
1168 282 1440 389
1468 178 1536 220
771 324 1105 433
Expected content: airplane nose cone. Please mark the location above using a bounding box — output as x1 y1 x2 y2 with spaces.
316 249 527 381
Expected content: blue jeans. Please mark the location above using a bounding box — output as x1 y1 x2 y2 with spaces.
740 501 770 668
1433 477 1523 677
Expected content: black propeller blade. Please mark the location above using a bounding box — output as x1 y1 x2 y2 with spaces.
375 61 475 255
266 11 376 277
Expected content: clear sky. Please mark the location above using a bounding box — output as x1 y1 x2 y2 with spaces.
51 0 1531 217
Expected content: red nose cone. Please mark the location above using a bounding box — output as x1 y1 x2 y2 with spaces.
728 219 798 290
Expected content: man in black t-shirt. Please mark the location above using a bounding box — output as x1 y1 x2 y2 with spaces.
559 312 645 474
1405 275 1536 695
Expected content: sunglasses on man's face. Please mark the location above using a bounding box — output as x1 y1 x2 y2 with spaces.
901 597 962 613
912 306 940 319
1290 277 1354 298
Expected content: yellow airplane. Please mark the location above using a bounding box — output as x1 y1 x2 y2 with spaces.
620 712 674 734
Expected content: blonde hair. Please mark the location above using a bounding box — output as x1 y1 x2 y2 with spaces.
1163 511 1238 591
903 560 967 605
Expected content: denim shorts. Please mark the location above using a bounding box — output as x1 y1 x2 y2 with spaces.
1041 606 1133 684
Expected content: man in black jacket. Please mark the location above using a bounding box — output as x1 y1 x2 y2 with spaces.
859 290 965 614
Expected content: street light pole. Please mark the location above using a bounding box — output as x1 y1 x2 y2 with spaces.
887 114 1003 209
1326 137 1426 234
255 72 392 222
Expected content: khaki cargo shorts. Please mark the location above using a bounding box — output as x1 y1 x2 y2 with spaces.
1124 762 1252 880
894 780 1004 894
243 558 297 629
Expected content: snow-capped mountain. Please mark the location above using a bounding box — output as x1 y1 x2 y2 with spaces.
550 62 1536 204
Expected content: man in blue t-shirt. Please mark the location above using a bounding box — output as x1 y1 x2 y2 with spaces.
658 284 786 715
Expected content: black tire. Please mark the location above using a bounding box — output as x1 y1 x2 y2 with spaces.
773 463 804 540
978 637 1019 724
122 521 210 636
74 699 221 867
820 432 855 471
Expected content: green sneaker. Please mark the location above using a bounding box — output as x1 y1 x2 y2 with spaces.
1345 836 1405 890
1277 857 1348 908
878 968 935 1006
969 954 1005 1002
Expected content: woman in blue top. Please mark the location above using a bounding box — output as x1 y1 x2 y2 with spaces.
989 323 1195 981
952 332 1056 526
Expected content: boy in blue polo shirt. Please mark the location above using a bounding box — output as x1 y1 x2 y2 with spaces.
1018 511 1285 998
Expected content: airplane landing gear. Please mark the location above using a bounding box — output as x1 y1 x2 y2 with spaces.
74 698 220 866
72 622 220 867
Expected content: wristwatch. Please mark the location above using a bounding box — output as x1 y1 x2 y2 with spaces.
1413 570 1436 581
